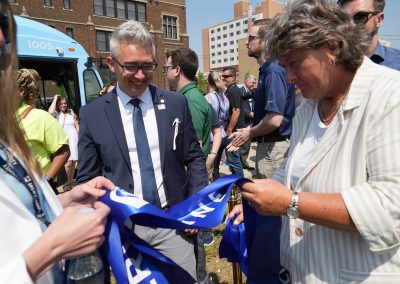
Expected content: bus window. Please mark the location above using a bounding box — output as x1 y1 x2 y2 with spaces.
84 69 102 104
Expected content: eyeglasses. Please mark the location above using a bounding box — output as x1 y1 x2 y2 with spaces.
352 11 380 25
113 58 157 75
222 74 233 79
162 65 176 74
248 35 260 42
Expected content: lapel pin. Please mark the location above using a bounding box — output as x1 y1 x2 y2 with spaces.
158 98 166 110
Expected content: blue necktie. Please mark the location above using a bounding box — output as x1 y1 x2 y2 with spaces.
130 98 161 208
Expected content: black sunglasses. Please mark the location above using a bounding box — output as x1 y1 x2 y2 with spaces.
352 11 380 25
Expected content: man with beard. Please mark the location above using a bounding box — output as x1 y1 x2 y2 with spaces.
338 0 400 70
227 18 295 282
229 19 295 180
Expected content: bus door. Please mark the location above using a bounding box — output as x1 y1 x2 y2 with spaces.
19 58 81 113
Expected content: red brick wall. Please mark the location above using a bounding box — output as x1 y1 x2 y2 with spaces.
10 0 188 88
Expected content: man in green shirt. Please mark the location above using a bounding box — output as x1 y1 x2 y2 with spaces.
164 48 213 284
164 48 212 157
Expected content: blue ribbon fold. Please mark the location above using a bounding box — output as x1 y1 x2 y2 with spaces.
99 174 282 283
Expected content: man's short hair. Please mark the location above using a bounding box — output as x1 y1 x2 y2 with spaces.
110 20 155 59
337 0 385 12
165 48 198 81
222 67 236 77
253 18 271 39
245 74 256 82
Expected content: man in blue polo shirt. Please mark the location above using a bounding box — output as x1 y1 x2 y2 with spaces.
227 19 295 283
339 0 400 71
229 19 295 179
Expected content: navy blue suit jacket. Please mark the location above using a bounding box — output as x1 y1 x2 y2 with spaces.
240 86 253 127
77 85 208 205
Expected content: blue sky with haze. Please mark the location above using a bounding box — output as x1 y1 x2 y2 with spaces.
186 0 400 71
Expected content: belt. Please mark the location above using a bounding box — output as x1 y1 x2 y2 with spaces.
256 135 290 143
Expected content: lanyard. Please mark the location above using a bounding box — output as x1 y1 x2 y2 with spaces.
0 142 51 226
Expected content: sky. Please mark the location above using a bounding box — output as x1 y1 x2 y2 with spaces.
186 0 400 72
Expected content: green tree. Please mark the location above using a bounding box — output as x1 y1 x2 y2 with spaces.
197 72 207 94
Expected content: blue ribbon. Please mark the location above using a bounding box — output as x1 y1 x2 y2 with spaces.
99 175 282 283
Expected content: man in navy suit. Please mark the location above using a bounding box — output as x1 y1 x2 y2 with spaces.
77 20 207 280
239 75 256 170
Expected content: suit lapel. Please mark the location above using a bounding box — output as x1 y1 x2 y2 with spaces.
150 85 166 168
104 91 132 172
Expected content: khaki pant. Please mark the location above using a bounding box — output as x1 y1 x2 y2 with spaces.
255 140 290 179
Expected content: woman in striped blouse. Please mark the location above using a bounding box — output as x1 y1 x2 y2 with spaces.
231 0 400 282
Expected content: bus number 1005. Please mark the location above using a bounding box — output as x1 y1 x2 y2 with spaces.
27 40 53 50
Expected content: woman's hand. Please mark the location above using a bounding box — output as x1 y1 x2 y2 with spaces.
23 202 111 280
59 176 115 208
241 179 292 216
226 204 244 225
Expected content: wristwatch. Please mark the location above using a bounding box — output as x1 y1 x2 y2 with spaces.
44 175 54 184
286 191 299 219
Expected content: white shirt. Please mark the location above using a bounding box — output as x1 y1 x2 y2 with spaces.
116 85 167 207
290 104 327 189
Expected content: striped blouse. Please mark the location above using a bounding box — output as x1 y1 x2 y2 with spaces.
273 57 400 283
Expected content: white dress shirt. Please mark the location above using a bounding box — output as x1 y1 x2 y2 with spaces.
116 85 167 207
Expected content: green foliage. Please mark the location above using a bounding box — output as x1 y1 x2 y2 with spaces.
197 72 207 94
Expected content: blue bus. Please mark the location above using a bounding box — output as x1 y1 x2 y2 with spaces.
15 16 103 111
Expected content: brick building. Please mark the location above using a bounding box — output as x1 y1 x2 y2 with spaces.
9 0 188 88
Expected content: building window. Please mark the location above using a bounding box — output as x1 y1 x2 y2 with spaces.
217 28 220 32
223 50 227 54
224 58 228 62
236 22 240 26
163 15 178 39
230 49 234 53
223 42 227 46
223 26 227 30
211 30 214 34
217 36 221 40
66 27 73 38
217 44 221 47
223 34 227 38
94 0 146 21
230 41 234 45
229 24 233 28
212 60 215 64
244 28 248 34
230 57 234 61
211 53 215 56
44 0 52 6
243 20 248 24
211 37 215 42
229 32 234 37
217 52 221 55
218 59 221 63
211 45 215 49
236 31 241 35
63 0 71 9
96 30 113 52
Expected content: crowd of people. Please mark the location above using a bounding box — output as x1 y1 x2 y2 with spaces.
1 0 400 283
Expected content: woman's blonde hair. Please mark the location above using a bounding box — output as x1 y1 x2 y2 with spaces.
17 68 41 106
0 0 41 174
207 71 226 93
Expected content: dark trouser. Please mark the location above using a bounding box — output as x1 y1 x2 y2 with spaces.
193 233 208 283
240 139 251 167
212 136 244 180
